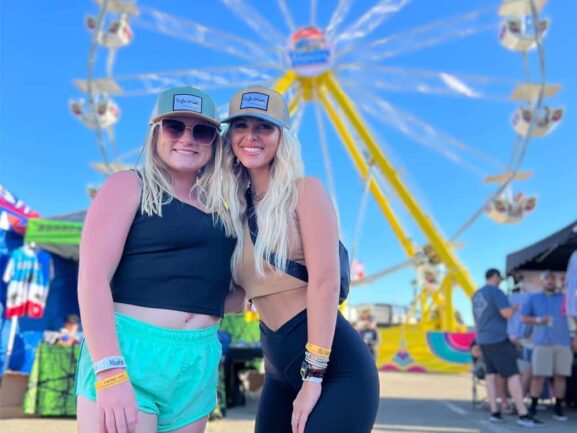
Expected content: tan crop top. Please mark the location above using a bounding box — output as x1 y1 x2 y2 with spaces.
235 220 307 300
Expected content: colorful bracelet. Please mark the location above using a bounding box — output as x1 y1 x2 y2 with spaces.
306 342 332 357
95 371 129 391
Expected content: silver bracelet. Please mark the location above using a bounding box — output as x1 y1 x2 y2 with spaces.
305 358 329 368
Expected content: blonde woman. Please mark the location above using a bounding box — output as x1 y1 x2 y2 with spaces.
217 86 379 433
75 87 242 433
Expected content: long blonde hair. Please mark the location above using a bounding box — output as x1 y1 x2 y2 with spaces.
136 122 236 238
219 123 305 278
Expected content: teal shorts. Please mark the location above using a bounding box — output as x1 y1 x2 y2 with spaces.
75 312 222 432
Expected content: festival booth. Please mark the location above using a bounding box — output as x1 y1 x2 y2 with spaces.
0 187 82 418
506 219 577 289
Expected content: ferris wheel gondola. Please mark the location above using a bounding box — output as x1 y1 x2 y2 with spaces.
71 0 138 170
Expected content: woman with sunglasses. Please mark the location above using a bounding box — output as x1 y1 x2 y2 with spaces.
216 86 379 433
76 86 242 433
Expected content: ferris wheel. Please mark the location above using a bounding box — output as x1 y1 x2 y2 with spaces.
71 0 562 331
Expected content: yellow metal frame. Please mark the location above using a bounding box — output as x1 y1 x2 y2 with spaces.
273 70 476 332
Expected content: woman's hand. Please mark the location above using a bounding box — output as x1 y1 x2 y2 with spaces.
291 381 322 433
96 370 138 433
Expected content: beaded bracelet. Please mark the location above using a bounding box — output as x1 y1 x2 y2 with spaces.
305 352 329 368
95 371 129 391
305 351 329 361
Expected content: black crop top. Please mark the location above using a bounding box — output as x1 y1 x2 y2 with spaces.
110 196 236 317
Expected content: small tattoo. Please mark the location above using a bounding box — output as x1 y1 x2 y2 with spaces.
184 314 194 324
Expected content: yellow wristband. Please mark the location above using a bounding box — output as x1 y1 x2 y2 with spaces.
95 371 129 391
306 342 332 357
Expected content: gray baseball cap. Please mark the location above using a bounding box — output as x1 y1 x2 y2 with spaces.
222 86 290 129
149 86 220 127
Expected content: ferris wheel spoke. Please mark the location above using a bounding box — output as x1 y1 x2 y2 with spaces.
354 91 504 176
310 0 318 26
312 99 340 219
290 98 306 133
351 257 418 287
112 146 144 164
105 49 117 79
107 66 277 95
338 66 512 101
335 0 411 47
325 0 354 38
277 0 296 32
219 0 287 48
105 126 118 155
340 5 497 62
133 6 275 63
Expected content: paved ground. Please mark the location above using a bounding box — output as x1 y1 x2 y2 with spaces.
1 372 575 433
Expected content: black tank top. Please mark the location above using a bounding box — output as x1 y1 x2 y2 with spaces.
110 195 236 317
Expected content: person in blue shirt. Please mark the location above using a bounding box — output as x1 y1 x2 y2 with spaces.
522 270 573 422
508 276 533 397
472 268 541 427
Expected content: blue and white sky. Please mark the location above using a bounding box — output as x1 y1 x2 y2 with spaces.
1 0 576 324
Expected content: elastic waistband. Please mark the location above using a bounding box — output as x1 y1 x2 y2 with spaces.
259 309 308 338
114 312 219 343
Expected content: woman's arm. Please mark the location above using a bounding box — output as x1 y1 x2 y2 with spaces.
78 170 141 370
291 177 340 433
297 177 340 352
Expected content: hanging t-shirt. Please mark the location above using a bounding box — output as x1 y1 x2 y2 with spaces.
3 247 52 318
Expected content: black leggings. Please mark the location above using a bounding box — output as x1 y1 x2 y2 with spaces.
256 310 380 433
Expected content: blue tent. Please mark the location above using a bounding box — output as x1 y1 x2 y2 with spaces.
0 219 80 376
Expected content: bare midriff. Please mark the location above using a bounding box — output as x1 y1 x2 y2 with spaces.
114 303 220 330
251 286 307 331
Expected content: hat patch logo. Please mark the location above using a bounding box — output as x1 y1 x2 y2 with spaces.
240 92 269 111
173 94 202 113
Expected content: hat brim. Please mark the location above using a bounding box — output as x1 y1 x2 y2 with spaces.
151 111 220 128
221 113 288 129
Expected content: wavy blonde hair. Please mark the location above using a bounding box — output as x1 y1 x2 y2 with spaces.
136 122 236 238
218 122 305 278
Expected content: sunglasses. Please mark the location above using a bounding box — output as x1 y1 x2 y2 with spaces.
161 118 218 145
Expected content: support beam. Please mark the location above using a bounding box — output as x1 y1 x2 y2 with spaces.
273 70 298 95
318 86 417 258
440 274 455 331
321 72 476 299
288 92 301 115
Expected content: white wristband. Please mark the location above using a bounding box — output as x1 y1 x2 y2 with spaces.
535 317 542 325
302 377 323 384
93 356 126 374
